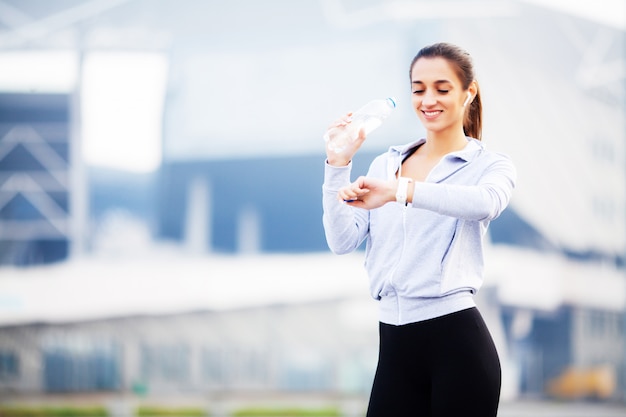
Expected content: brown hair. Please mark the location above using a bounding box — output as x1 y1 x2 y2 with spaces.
410 42 482 140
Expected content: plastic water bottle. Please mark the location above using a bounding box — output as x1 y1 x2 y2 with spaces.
324 97 396 153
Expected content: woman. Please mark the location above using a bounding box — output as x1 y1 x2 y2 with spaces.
322 42 516 416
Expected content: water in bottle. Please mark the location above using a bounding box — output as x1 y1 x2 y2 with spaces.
324 97 396 153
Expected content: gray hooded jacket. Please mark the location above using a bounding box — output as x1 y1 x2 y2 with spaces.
322 137 516 325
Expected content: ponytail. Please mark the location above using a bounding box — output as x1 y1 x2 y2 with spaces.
464 85 482 140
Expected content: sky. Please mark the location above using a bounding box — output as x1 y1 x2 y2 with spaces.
0 1 623 172
81 53 168 172
522 0 625 30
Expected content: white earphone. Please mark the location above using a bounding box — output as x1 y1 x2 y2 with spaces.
463 91 472 107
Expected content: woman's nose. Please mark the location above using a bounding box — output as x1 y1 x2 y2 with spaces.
421 92 437 106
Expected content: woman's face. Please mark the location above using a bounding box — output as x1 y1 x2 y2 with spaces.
410 57 472 135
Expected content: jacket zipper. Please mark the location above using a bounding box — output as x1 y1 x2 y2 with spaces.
388 198 409 286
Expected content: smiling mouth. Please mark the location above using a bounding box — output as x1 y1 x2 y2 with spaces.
422 110 442 117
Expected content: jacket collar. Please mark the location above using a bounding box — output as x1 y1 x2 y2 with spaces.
386 137 484 181
389 137 483 162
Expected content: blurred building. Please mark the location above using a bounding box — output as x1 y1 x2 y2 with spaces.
0 0 625 404
0 93 72 265
0 294 379 396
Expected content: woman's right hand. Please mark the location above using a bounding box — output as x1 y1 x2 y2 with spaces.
325 112 366 166
338 176 396 210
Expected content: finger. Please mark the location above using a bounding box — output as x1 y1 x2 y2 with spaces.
350 184 364 195
329 112 353 128
356 127 366 141
345 189 359 199
338 188 355 200
353 177 370 192
346 190 369 203
338 192 358 203
344 199 365 208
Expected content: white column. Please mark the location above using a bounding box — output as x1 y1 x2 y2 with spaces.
185 176 211 253
237 205 260 254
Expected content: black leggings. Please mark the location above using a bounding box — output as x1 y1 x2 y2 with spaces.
366 307 501 417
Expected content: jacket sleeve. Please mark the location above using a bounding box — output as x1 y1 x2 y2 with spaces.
322 161 370 254
411 154 516 221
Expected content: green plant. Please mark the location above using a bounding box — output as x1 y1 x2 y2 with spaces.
135 406 207 417
0 406 108 417
231 407 340 417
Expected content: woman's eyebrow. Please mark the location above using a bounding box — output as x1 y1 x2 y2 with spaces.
411 80 452 85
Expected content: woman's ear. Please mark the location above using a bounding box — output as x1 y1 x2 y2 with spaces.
463 91 472 107
463 81 478 107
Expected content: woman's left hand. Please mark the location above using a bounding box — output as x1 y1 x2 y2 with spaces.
338 176 396 210
324 112 366 166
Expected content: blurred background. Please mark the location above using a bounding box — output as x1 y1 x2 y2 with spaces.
0 0 625 415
